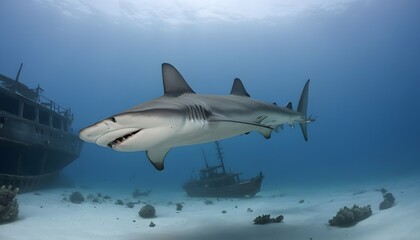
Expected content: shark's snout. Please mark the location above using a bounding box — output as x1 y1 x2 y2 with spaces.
79 122 109 143
79 118 122 142
79 119 141 148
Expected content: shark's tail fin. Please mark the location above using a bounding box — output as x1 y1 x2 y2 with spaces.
297 79 312 141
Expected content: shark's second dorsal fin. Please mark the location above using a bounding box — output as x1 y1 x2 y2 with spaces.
162 63 195 96
286 102 293 110
230 78 250 97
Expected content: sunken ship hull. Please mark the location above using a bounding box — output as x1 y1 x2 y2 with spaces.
0 65 83 191
183 172 263 198
183 141 264 198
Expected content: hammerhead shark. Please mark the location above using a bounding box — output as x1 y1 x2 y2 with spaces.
79 63 314 170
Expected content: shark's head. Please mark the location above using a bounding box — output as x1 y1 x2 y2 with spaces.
80 63 197 152
79 109 183 152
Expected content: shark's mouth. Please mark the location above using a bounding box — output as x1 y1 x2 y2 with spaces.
107 129 141 148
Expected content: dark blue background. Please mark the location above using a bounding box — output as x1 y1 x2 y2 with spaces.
1 0 419 191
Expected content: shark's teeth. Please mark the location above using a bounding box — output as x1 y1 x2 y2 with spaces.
108 129 141 148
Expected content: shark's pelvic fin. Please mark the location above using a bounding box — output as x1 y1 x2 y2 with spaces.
146 147 171 171
297 79 310 141
258 128 272 139
162 63 195 96
230 78 250 97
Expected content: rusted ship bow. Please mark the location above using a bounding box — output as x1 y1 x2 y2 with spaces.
0 64 83 191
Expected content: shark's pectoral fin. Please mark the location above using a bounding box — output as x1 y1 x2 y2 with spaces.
146 147 171 171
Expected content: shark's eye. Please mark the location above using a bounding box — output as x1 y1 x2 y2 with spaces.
111 117 116 123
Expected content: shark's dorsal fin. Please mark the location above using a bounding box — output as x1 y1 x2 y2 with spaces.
162 63 195 96
230 78 250 97
146 147 171 171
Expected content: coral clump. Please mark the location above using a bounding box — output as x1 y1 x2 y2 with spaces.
0 185 19 223
329 205 372 227
379 192 396 210
253 214 284 224
69 191 85 204
176 203 183 211
139 204 156 218
126 202 135 208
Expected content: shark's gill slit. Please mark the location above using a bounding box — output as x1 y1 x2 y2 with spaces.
107 129 141 148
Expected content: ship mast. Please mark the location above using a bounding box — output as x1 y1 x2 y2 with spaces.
215 141 226 173
15 63 23 82
202 148 209 168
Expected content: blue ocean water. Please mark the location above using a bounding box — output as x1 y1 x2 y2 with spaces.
0 0 419 194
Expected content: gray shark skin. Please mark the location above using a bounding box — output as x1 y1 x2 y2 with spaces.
79 63 315 171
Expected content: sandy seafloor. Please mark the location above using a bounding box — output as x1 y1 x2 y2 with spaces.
1 176 419 240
